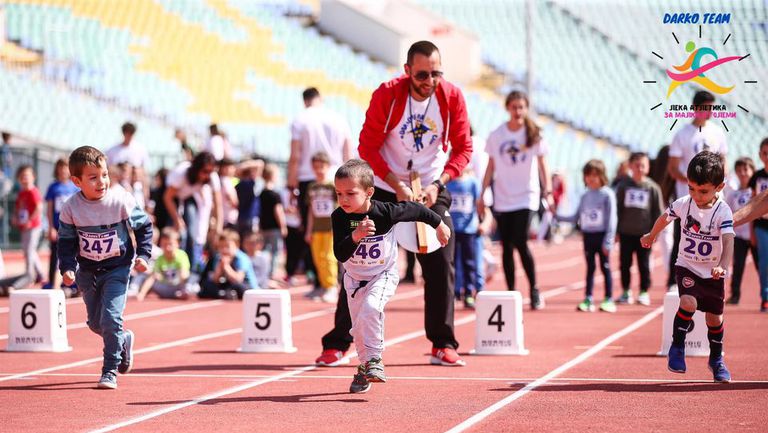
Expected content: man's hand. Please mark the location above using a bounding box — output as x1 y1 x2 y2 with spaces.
640 233 654 249
62 270 75 287
421 183 439 208
711 266 727 280
435 222 451 247
352 216 376 243
48 227 58 242
174 218 186 233
134 257 149 274
395 183 415 202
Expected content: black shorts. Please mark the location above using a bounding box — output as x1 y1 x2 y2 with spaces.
675 266 725 315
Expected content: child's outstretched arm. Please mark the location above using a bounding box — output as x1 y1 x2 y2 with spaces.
640 213 672 248
387 201 450 246
713 233 734 280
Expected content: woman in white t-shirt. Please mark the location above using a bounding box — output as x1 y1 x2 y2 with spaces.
479 91 552 310
163 152 223 271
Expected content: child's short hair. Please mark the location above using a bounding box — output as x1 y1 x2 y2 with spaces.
760 137 768 151
735 157 756 172
159 227 180 243
687 151 725 186
218 229 241 245
15 164 33 179
629 152 648 163
218 158 236 169
582 159 608 186
263 163 278 182
335 159 374 189
311 151 331 165
122 122 137 135
53 157 68 178
243 230 264 245
69 146 107 178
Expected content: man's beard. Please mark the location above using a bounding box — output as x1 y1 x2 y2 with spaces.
410 79 434 99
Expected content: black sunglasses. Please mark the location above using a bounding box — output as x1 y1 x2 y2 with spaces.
413 70 444 81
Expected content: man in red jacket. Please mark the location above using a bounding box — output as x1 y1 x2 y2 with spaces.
315 40 472 367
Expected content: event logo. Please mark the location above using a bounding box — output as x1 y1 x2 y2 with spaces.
665 41 739 98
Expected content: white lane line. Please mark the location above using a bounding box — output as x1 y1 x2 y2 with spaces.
0 297 81 314
87 314 477 433
6 372 767 384
0 301 226 340
0 289 425 384
444 306 664 433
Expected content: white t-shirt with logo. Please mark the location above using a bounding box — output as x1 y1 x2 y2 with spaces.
375 96 446 192
166 161 222 244
666 195 734 279
669 123 728 199
485 124 548 212
291 105 352 183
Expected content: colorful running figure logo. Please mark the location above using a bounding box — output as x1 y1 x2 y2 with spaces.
666 41 739 98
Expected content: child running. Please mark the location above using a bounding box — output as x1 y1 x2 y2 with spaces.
58 146 153 389
558 160 617 312
332 160 450 393
641 151 733 383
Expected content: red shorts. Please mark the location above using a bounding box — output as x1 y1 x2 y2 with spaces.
675 266 725 315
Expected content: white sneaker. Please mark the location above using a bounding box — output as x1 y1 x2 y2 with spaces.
321 288 338 304
637 291 651 306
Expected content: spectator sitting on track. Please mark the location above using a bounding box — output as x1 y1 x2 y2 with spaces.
557 160 617 313
641 151 733 383
137 227 194 301
242 231 271 290
198 230 257 300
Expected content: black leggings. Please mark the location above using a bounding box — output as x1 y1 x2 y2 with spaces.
496 210 537 291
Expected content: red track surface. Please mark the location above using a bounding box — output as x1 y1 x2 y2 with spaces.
1 238 766 433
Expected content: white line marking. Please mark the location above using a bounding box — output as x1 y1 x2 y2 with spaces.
0 301 226 340
444 306 664 433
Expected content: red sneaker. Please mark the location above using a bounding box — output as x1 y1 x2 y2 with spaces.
430 347 466 366
315 349 350 366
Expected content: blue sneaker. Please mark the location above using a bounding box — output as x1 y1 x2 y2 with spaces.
118 330 134 374
97 371 117 389
667 345 686 373
708 357 732 383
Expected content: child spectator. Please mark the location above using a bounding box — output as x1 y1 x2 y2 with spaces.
641 151 733 382
198 230 257 300
219 158 239 230
447 165 480 308
235 159 264 236
748 137 768 311
726 157 758 305
14 165 45 288
45 158 79 291
259 163 288 279
242 231 270 290
59 146 152 389
558 160 617 313
615 152 663 306
282 186 304 286
137 228 193 300
304 152 339 303
332 160 450 393
148 168 171 230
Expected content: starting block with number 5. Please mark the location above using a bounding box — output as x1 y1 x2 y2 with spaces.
239 289 297 353
471 291 529 355
6 289 72 352
657 291 710 357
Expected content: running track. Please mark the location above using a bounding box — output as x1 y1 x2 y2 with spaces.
1 238 766 432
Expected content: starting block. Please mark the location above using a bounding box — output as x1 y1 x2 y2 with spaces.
6 289 72 352
239 289 297 353
657 291 710 357
471 291 529 355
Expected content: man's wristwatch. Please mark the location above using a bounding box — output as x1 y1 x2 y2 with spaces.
432 179 446 192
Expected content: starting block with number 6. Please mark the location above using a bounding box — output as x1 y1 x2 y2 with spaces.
6 289 72 352
471 291 529 355
239 289 297 353
657 291 710 357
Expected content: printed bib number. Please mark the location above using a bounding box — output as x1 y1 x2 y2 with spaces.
311 198 334 217
757 178 768 194
680 232 718 263
580 208 605 230
450 193 474 214
624 188 649 208
349 235 387 267
78 230 120 262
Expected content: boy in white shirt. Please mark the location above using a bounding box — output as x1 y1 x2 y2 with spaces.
642 151 733 383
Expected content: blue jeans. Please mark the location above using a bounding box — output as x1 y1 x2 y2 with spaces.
454 235 485 298
76 266 130 374
454 232 479 298
261 228 283 279
755 226 768 302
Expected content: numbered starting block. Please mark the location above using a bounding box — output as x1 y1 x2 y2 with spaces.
239 289 297 353
6 289 72 352
471 291 529 355
657 291 710 357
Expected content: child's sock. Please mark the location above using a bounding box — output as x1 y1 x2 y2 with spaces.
671 307 694 348
708 322 724 361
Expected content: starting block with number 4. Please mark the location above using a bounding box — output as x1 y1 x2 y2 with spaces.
6 289 72 352
471 291 529 355
657 291 710 357
239 289 297 353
